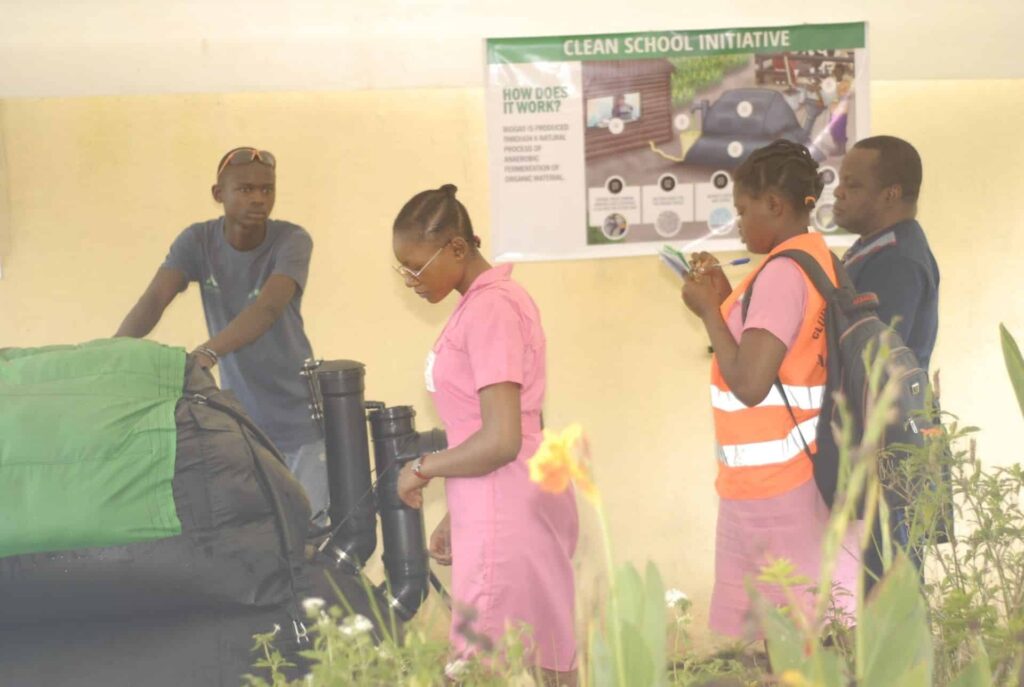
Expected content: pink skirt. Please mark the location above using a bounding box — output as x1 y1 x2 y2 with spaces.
447 448 579 672
709 477 861 638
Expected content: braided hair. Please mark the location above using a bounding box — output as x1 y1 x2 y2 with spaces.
732 140 824 211
393 184 480 248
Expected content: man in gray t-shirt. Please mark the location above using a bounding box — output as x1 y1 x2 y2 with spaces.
116 147 327 518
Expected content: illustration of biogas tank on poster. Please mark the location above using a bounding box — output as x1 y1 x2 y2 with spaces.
486 22 868 262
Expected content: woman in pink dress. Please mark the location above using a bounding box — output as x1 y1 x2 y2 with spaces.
393 184 578 686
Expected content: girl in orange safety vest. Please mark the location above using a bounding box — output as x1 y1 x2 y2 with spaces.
682 140 861 641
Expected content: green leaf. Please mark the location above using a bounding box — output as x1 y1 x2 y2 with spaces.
947 640 993 687
948 660 994 687
804 648 847 687
751 591 807 674
890 662 936 687
620 619 656 687
860 554 933 687
1000 323 1024 420
589 632 616 687
610 562 667 686
642 562 668 687
615 564 645 626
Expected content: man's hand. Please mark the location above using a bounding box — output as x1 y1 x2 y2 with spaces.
192 349 218 369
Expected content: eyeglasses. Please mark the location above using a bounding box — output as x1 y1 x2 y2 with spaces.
393 239 452 282
217 148 277 178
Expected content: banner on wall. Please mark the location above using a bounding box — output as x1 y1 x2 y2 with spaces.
486 22 869 262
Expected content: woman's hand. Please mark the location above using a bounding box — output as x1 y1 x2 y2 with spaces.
690 251 732 301
682 271 723 319
682 253 730 319
397 461 429 509
429 512 452 566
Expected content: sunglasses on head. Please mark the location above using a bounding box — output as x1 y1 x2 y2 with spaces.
217 148 277 178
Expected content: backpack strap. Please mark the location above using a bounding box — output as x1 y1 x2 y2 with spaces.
741 248 846 322
772 248 844 296
740 246 843 460
775 377 816 459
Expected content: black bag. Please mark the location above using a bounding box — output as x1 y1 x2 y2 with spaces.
0 356 312 624
743 249 933 513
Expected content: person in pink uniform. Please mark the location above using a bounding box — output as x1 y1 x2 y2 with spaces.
393 184 578 686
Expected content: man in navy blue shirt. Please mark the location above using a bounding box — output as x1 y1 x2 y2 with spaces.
834 135 941 588
835 136 939 369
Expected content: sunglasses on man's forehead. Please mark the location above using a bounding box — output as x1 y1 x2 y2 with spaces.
217 148 277 178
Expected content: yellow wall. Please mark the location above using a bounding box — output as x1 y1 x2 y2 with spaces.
0 105 10 262
1 80 1022 636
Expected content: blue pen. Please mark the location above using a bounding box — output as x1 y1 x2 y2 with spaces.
704 257 751 271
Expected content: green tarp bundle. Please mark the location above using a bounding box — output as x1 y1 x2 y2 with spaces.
0 338 184 558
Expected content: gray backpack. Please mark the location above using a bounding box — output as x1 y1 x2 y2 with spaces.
743 249 932 513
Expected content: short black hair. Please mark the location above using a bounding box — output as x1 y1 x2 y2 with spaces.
733 139 824 210
853 135 922 202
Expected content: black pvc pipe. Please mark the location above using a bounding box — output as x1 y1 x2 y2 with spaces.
315 360 377 573
369 406 447 621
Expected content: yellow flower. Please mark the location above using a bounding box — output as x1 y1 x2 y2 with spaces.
528 424 600 504
779 669 807 686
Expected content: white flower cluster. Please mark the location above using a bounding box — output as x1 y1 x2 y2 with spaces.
664 588 689 609
444 659 469 679
339 614 374 637
302 597 326 615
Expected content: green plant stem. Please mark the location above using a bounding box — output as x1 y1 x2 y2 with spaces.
595 500 629 687
979 498 1015 625
961 475 1014 624
944 469 968 596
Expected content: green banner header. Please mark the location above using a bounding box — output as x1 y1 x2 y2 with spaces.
488 22 865 64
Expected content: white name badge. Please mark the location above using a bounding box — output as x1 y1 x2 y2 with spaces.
425 350 437 392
